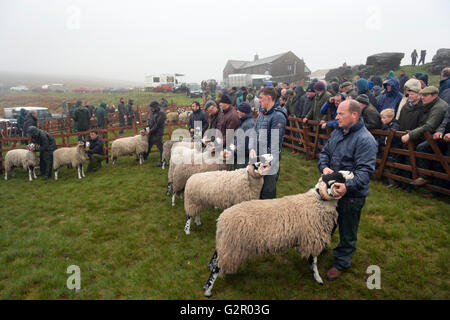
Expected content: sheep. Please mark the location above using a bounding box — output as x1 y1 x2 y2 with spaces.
202 171 355 298
161 133 192 170
166 112 179 123
178 111 192 123
183 163 265 235
165 140 204 195
53 141 90 180
170 148 230 207
110 129 148 165
4 144 38 181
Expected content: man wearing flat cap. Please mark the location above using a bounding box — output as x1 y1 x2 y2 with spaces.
144 100 166 166
407 86 448 187
339 81 358 99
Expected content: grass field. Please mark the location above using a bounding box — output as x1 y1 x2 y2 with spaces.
0 148 448 300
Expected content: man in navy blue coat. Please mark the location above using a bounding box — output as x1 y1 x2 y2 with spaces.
318 99 378 281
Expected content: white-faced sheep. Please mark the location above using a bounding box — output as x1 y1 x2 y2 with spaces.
53 141 90 180
161 138 193 170
4 144 38 181
178 111 192 123
183 163 266 234
166 112 179 123
111 129 148 165
170 149 230 207
202 171 354 297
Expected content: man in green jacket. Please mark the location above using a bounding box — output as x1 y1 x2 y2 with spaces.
406 86 448 187
28 126 57 180
95 102 107 137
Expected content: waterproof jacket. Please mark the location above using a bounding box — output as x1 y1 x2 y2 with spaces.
23 113 37 136
398 74 410 93
436 105 450 134
398 100 425 135
409 97 448 141
361 105 382 131
320 101 338 128
376 78 403 114
296 94 314 117
356 78 379 109
17 109 27 130
87 135 104 156
95 103 107 129
318 118 378 198
249 105 288 162
28 127 56 152
305 91 332 122
188 108 209 136
439 78 450 97
234 113 256 162
147 107 166 137
73 106 91 132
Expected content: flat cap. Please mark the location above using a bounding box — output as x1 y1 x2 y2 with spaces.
419 86 439 94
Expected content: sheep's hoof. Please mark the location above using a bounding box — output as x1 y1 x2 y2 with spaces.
184 229 190 235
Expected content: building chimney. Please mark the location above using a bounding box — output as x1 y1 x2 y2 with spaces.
254 53 259 61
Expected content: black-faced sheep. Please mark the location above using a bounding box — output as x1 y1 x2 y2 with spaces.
202 171 354 297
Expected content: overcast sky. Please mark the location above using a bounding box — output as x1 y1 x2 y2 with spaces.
1 0 449 84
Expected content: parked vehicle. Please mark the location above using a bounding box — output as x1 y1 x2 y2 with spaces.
172 83 188 93
154 83 173 92
187 83 202 98
4 107 53 122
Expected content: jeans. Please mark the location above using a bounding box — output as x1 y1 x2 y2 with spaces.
333 197 366 270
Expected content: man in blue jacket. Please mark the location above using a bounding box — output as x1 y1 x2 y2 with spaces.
318 99 378 281
249 87 287 199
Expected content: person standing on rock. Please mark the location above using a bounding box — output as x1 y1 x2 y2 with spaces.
418 50 426 65
411 49 418 66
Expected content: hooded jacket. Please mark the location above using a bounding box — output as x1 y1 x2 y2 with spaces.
220 106 240 147
23 112 37 136
408 97 448 141
356 78 378 109
147 106 166 137
28 127 56 152
305 91 332 122
73 105 91 132
318 118 378 198
376 77 403 114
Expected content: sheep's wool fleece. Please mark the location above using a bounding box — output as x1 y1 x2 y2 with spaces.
166 112 179 122
184 167 264 216
111 134 148 157
216 189 338 276
172 160 229 193
53 146 86 169
5 149 37 171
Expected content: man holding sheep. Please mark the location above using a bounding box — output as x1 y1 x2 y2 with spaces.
318 100 378 281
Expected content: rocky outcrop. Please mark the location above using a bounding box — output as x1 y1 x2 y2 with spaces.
430 48 450 75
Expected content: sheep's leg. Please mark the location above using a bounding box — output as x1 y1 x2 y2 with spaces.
179 192 184 200
28 167 32 182
77 165 81 179
111 157 116 166
81 164 85 178
139 154 143 165
207 250 218 271
308 255 324 285
33 167 37 179
54 169 58 181
4 170 7 181
166 182 172 196
171 192 176 207
161 160 166 170
204 259 220 298
184 215 191 235
194 214 201 226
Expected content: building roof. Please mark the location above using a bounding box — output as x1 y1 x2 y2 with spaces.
239 52 288 69
227 60 249 69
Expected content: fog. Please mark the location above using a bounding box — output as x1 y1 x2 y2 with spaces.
1 0 449 84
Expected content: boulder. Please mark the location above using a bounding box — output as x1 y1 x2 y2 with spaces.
365 52 405 75
429 48 450 75
325 66 353 82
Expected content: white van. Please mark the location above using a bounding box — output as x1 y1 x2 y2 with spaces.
3 107 53 122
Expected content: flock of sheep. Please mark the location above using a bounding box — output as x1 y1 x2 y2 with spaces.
3 129 354 298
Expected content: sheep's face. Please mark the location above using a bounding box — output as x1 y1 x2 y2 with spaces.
139 129 146 136
27 143 36 151
316 171 354 200
247 164 265 178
